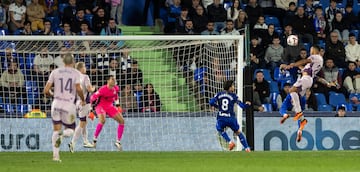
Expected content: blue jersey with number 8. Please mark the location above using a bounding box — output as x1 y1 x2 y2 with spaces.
209 91 248 119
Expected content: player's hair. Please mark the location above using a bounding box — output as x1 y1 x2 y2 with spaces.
312 45 320 52
223 80 234 91
75 62 85 71
105 75 114 81
63 53 74 65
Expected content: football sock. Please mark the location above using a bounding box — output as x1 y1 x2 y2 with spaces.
52 131 60 159
117 124 125 141
290 92 301 113
71 126 82 144
63 128 74 137
94 123 104 139
220 131 231 143
238 132 249 149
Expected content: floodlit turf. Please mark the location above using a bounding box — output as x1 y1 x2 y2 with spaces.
1 151 359 172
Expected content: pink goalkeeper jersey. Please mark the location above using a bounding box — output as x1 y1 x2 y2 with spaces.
47 67 81 103
90 85 119 106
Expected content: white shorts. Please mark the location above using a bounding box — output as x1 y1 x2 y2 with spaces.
51 99 77 125
76 102 91 119
293 75 313 97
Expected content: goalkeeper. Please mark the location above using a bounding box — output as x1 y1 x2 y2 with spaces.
209 80 251 152
90 75 125 150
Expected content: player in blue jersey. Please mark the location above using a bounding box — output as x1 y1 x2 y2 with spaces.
209 80 251 152
279 45 323 142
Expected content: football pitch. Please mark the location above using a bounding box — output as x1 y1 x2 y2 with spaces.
1 151 359 172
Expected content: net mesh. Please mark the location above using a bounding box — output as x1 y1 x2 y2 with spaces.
0 37 240 118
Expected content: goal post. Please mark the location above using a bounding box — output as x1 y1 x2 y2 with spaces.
0 35 247 151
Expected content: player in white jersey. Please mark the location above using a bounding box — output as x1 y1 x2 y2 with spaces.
68 62 96 152
279 45 323 142
44 53 85 162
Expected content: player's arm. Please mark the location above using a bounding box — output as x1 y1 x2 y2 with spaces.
236 100 251 109
280 58 312 70
86 84 96 93
43 81 53 97
209 97 218 109
76 83 86 105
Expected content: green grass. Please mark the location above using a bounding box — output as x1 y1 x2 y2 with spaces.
1 151 360 172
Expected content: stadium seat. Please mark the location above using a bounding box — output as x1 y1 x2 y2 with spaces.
58 3 69 14
351 30 359 40
317 104 334 111
264 16 281 27
262 103 273 112
329 93 347 108
338 68 345 77
3 104 14 114
314 93 327 105
269 81 279 93
46 16 60 31
16 104 30 114
253 68 272 81
336 103 353 111
84 14 94 28
194 67 207 82
0 28 8 35
273 67 292 82
270 92 279 110
303 42 311 54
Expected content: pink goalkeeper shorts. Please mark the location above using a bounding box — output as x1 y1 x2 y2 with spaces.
95 105 119 118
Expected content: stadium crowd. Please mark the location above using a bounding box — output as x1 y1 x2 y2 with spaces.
1 0 360 115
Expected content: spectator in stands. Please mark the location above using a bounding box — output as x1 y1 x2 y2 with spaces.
253 91 265 112
314 58 347 99
120 47 132 72
141 83 161 112
188 0 204 18
227 0 240 22
320 46 326 58
71 8 86 33
207 0 227 32
244 0 263 29
78 21 93 50
178 19 196 34
92 7 108 35
40 19 54 35
260 24 279 48
143 0 163 26
8 0 26 34
345 33 360 62
127 60 143 85
342 61 360 93
0 61 26 103
295 48 308 62
335 104 346 117
32 48 53 91
253 70 270 103
250 35 266 70
282 35 305 64
1 48 18 72
133 80 143 110
100 18 124 48
89 63 102 86
281 24 294 47
332 12 350 43
304 88 317 111
94 49 110 72
303 0 315 19
39 0 58 17
57 21 76 48
201 21 219 35
20 21 33 35
75 52 93 70
282 1 296 27
106 0 123 25
220 19 239 35
253 15 268 32
104 58 122 85
165 0 182 33
192 5 208 33
77 0 94 14
292 6 316 45
235 10 248 33
53 47 67 68
343 4 357 30
175 7 190 33
275 0 296 11
313 6 327 43
0 1 8 30
63 0 77 25
120 84 139 112
93 0 110 19
26 0 45 32
325 0 343 31
264 36 283 73
326 31 346 68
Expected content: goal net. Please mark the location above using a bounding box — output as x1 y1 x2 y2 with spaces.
0 35 245 151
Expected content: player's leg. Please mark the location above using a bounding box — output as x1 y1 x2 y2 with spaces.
279 94 293 124
216 119 234 150
231 119 250 152
51 101 62 162
109 106 125 150
92 106 106 148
